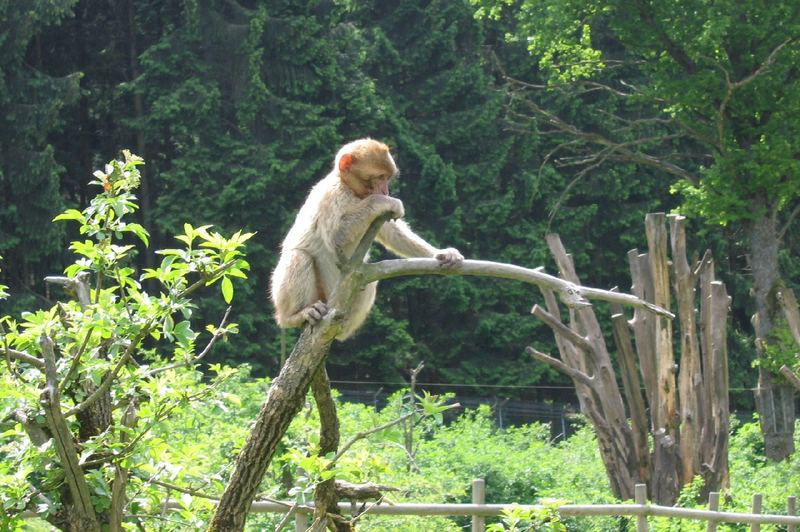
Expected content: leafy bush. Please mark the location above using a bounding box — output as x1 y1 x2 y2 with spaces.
0 152 252 530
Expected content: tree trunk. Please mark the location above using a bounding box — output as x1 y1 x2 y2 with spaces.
669 215 705 485
645 214 681 504
210 214 395 531
208 325 337 531
747 212 796 460
310 367 350 532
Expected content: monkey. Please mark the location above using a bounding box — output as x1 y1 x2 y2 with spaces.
270 138 463 340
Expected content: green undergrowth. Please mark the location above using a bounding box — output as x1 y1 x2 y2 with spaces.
144 368 800 531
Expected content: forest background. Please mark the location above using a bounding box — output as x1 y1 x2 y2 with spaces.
2 0 799 417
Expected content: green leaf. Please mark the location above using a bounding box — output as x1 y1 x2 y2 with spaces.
221 276 234 304
53 209 86 223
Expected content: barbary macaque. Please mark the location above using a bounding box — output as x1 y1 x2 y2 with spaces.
270 138 463 339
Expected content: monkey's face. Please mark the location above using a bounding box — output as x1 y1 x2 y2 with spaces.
337 139 398 198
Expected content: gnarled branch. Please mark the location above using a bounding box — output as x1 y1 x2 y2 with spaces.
364 258 673 318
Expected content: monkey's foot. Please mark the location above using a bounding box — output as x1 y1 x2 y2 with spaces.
435 248 464 267
303 301 330 325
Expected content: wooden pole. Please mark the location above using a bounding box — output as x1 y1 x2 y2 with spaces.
295 511 308 531
472 478 486 532
635 484 648 532
751 493 763 532
788 496 797 532
706 492 720 532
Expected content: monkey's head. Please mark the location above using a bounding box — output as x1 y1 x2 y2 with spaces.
335 138 398 198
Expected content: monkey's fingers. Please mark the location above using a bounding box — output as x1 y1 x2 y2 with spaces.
435 248 464 267
385 197 405 219
304 301 331 325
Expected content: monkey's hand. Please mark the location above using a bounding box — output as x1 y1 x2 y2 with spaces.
303 301 330 326
370 195 405 220
435 247 464 267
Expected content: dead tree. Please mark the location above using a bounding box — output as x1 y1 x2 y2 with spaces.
527 213 730 505
209 215 671 532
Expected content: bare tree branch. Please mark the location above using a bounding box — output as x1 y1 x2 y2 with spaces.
510 96 699 184
363 258 674 318
531 304 592 351
3 347 45 369
525 346 595 386
717 39 793 151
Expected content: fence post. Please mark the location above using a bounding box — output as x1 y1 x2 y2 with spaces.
788 496 797 532
472 478 486 532
295 509 308 531
707 492 720 532
634 484 648 532
751 493 763 532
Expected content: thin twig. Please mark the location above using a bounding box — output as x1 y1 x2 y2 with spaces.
273 502 303 532
65 326 150 418
328 403 461 467
178 260 238 299
3 347 44 369
350 495 386 527
147 306 232 376
0 320 20 377
60 326 96 392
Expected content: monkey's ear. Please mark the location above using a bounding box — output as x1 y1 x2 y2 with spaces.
339 153 355 173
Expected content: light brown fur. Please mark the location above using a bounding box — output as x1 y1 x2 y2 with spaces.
270 138 463 340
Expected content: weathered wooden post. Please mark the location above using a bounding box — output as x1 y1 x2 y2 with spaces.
706 492 720 532
472 478 486 532
635 484 648 532
751 493 763 532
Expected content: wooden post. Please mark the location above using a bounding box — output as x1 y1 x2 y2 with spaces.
788 496 797 532
751 493 763 532
295 510 308 531
635 484 648 532
706 492 720 532
472 478 486 532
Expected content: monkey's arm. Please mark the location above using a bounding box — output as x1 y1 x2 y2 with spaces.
333 195 404 256
376 219 464 265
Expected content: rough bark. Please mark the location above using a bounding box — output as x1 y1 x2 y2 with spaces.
669 215 705 485
39 335 101 532
627 249 657 416
208 322 340 531
747 213 796 460
311 367 349 532
645 213 680 505
704 281 731 492
610 303 650 485
534 234 637 501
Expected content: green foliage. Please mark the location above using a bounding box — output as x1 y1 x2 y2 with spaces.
754 323 800 377
0 153 251 529
474 0 800 225
488 502 567 532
